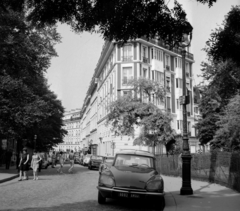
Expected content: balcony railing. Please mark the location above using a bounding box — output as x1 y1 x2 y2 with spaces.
122 56 133 62
142 56 149 63
165 65 170 71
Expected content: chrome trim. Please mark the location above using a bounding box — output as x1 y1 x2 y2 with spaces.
97 186 165 196
113 187 146 192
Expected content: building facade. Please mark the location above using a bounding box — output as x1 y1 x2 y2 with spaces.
79 38 200 156
56 109 81 152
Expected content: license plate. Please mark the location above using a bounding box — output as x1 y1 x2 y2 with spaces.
130 194 139 198
119 192 128 198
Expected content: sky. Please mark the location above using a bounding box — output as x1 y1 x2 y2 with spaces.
46 0 240 111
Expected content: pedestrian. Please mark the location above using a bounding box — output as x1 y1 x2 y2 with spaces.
57 151 64 174
18 148 29 181
5 149 13 169
51 151 56 168
31 150 42 180
68 150 75 173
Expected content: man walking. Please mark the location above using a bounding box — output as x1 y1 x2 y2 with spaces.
51 151 56 168
68 150 75 173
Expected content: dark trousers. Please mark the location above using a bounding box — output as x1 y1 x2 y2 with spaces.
5 159 11 169
38 160 42 172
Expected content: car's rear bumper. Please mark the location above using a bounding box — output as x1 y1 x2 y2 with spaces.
97 186 164 199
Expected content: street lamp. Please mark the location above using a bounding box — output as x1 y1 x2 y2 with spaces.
179 31 193 195
34 135 37 150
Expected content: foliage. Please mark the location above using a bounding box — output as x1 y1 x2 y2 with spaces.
197 6 240 149
205 6 240 66
195 86 221 145
128 77 165 102
1 0 218 47
211 95 240 152
106 78 178 152
0 7 66 150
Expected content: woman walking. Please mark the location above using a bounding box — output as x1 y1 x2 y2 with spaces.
57 151 64 174
18 148 29 181
31 150 42 180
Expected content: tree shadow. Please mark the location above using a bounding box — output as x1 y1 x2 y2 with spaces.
1 198 163 211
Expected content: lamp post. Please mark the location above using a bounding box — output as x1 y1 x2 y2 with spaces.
180 32 193 195
34 135 37 150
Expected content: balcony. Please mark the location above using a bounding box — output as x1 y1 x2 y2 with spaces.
142 56 149 63
122 56 133 62
166 86 171 92
165 65 170 71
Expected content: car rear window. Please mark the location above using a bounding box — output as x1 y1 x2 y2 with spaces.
92 156 102 160
114 154 154 168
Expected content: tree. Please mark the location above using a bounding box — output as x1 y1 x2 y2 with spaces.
106 78 178 154
205 6 240 66
1 0 218 47
212 95 240 152
196 6 240 148
0 7 66 150
195 86 221 145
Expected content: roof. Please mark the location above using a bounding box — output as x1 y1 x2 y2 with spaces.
116 149 155 158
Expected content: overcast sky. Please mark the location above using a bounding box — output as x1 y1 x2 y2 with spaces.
46 0 240 111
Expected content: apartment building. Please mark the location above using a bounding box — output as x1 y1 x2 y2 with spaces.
56 109 81 152
79 38 198 156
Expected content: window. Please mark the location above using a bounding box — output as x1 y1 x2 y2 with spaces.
177 99 179 109
167 97 171 111
176 78 178 88
123 45 132 61
156 72 164 84
165 54 170 67
178 58 182 68
122 67 133 85
143 68 147 78
152 48 163 61
152 71 154 80
143 46 147 57
123 91 132 97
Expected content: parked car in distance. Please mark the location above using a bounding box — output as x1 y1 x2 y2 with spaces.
88 156 103 170
99 156 114 173
83 154 92 166
97 150 165 210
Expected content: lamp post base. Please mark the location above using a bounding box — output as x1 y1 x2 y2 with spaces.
180 153 193 195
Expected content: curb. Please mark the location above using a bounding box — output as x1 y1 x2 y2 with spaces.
0 174 19 184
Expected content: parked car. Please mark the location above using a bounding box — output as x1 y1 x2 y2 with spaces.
99 156 114 173
88 156 103 170
97 150 165 210
83 154 92 166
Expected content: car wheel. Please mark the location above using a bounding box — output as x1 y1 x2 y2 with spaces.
98 191 106 204
89 165 92 170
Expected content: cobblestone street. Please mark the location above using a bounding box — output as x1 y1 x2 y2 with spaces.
0 165 159 211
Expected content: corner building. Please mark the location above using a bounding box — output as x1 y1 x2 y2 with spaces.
79 38 197 156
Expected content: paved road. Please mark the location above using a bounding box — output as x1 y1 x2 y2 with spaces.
0 165 160 211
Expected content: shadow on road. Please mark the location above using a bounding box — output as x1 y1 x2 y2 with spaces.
3 199 162 211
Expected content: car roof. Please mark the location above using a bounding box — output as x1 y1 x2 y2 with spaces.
115 149 155 158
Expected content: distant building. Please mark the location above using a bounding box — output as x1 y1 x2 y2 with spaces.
56 109 81 152
79 38 200 156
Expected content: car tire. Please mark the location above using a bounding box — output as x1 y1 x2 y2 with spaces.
157 197 165 211
98 191 106 204
89 165 92 170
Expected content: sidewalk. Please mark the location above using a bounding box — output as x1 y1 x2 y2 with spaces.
163 175 240 211
0 165 19 184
